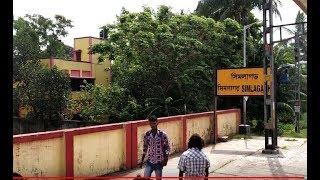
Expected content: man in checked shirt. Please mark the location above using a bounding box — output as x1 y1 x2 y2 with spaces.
140 115 170 179
178 134 210 180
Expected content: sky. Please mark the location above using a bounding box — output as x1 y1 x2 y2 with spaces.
13 0 306 47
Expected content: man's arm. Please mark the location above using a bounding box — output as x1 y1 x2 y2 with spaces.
204 157 210 180
205 167 209 180
162 133 170 166
140 133 148 168
179 170 184 180
178 155 185 180
164 133 171 155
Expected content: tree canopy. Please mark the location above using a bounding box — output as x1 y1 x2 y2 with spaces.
13 14 73 132
91 6 260 121
13 14 73 81
195 0 282 25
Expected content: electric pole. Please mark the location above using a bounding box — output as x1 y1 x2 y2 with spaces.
262 0 279 154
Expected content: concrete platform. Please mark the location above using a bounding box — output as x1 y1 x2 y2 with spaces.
106 136 307 179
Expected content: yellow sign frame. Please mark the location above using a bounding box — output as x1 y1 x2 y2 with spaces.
216 67 271 96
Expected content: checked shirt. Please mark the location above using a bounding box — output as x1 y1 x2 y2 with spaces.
178 147 210 177
143 129 170 164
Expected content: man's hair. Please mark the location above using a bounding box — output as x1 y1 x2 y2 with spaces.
188 133 204 150
148 115 157 122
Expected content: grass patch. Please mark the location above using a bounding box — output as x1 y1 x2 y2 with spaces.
280 146 289 150
282 128 307 138
284 138 298 141
232 134 253 139
278 113 307 138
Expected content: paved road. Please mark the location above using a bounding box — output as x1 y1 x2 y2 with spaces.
107 136 307 179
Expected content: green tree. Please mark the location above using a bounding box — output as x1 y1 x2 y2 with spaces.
13 14 73 81
15 67 71 131
91 6 250 121
195 0 282 25
68 82 143 123
13 14 73 132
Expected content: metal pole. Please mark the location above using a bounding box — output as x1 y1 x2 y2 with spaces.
294 32 299 133
269 0 277 150
262 0 268 150
213 70 218 143
296 26 301 133
243 26 247 68
214 96 218 143
243 26 247 125
262 0 278 154
242 23 256 126
297 58 301 133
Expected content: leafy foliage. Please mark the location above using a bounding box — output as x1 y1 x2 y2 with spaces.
15 67 71 131
195 0 282 25
90 6 255 122
67 82 143 123
13 14 73 81
13 14 73 132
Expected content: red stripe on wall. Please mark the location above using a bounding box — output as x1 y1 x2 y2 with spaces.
65 131 74 177
13 131 64 144
131 123 138 168
130 115 184 127
68 124 123 136
124 123 132 169
184 111 213 119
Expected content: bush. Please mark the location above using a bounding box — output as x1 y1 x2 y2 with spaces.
278 120 307 138
300 113 307 129
276 105 295 124
248 118 264 134
16 66 71 132
277 122 286 136
67 83 144 124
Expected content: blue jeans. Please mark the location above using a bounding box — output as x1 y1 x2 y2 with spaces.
144 160 163 178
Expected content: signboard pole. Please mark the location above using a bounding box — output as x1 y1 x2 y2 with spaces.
213 70 218 144
243 98 247 125
242 22 256 126
243 23 247 126
214 96 218 143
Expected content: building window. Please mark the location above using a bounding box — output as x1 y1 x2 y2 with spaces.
75 50 82 61
70 70 81 77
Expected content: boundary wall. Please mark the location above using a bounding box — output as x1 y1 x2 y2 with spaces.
13 109 240 176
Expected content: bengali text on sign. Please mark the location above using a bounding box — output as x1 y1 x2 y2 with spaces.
216 67 271 96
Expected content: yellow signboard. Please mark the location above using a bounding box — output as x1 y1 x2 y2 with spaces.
217 67 271 96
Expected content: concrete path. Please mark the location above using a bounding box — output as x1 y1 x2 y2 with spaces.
107 136 307 179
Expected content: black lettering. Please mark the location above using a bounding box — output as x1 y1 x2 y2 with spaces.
257 85 261 92
251 85 254 92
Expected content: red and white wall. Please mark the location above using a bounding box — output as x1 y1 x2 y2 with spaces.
13 109 241 177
